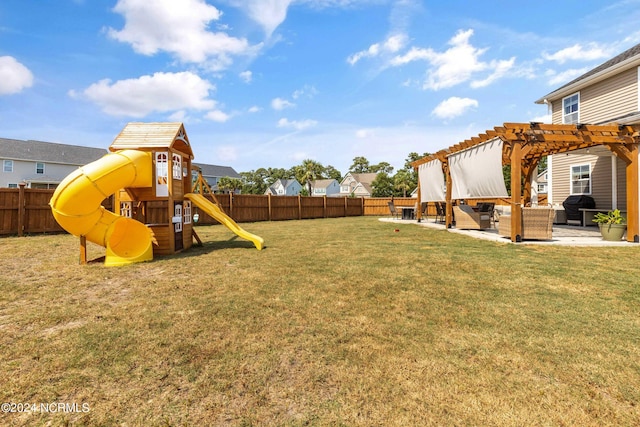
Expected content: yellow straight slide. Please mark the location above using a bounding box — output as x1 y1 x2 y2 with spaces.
50 150 155 266
184 193 264 250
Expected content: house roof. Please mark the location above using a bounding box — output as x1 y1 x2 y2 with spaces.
0 137 107 165
193 162 240 178
311 179 337 189
345 172 378 185
109 122 194 158
536 42 640 104
266 178 300 194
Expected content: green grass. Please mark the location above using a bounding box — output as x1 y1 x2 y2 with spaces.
0 217 639 426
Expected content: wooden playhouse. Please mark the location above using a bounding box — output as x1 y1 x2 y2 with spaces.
110 122 194 255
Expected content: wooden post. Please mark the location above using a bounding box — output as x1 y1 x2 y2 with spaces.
298 195 302 220
415 170 422 222
323 195 327 218
268 193 272 221
510 140 523 242
626 143 639 242
17 182 25 236
344 196 348 217
229 192 233 219
79 235 87 265
444 164 453 228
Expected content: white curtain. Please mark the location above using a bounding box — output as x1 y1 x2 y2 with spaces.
448 138 508 199
418 160 446 202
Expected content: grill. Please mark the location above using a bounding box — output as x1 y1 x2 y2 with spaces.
562 195 595 225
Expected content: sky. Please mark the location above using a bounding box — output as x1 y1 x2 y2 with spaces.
2 0 640 176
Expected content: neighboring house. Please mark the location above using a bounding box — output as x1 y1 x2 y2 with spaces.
536 170 548 194
0 138 107 188
192 162 242 193
535 42 640 211
265 178 302 196
339 172 378 197
309 179 340 197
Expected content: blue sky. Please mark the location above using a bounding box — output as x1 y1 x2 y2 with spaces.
2 0 640 175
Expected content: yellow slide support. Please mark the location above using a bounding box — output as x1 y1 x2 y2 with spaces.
184 193 264 250
50 150 155 266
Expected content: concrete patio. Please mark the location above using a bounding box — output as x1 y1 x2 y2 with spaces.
379 216 638 247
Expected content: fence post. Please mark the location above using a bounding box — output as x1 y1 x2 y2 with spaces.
323 196 327 218
229 192 233 219
17 182 25 236
361 196 364 216
298 195 302 220
344 196 348 217
268 193 272 221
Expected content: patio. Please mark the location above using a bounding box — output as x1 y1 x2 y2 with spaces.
380 216 636 246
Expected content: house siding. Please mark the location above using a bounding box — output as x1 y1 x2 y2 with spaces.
0 160 82 188
551 153 614 208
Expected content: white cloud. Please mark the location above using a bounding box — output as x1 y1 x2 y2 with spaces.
432 97 478 120
471 57 516 88
248 105 261 113
228 0 293 37
277 118 318 130
545 67 590 86
74 71 215 117
0 56 34 95
239 70 252 83
107 0 253 67
542 43 610 64
205 109 231 122
271 97 295 110
388 29 515 91
347 33 408 65
292 85 318 99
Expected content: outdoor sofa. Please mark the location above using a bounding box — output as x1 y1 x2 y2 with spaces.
498 206 554 240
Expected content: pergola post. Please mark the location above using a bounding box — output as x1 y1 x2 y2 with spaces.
510 140 523 242
445 164 453 228
626 143 639 242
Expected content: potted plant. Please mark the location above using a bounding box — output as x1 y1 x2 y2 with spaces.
592 209 627 241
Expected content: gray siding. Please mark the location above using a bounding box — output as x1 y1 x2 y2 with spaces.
0 159 81 188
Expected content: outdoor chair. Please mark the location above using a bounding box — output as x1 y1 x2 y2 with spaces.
476 202 496 226
388 201 400 219
498 206 554 240
453 204 491 230
435 202 446 223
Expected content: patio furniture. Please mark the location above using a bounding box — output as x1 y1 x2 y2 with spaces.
453 204 491 229
401 206 415 220
388 201 400 219
498 207 554 240
562 195 595 226
475 202 496 226
435 202 446 223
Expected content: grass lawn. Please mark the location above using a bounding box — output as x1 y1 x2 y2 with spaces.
1 216 639 426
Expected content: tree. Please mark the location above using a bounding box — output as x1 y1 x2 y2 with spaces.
324 165 342 181
240 169 268 194
371 161 394 175
350 156 371 173
393 169 415 197
371 172 394 197
218 176 243 194
297 159 325 195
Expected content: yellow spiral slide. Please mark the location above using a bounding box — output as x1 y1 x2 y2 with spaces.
50 150 155 266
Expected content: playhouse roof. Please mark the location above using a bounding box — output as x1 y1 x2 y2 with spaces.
109 122 194 158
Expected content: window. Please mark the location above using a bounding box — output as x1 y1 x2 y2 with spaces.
3 160 13 172
172 154 182 179
571 164 591 194
7 183 17 188
36 162 45 174
184 201 192 224
563 93 579 124
120 202 132 218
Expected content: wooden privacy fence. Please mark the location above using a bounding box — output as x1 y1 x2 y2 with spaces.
0 186 546 236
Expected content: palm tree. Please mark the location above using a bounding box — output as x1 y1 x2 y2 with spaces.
299 159 324 195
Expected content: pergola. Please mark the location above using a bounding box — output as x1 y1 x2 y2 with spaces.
412 122 640 243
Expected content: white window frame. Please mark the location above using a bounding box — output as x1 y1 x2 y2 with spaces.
7 183 17 188
36 162 45 174
120 201 132 218
562 92 580 124
570 163 591 195
172 154 182 180
3 160 13 172
184 201 192 224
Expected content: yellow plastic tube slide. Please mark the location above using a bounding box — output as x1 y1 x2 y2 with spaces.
50 150 154 266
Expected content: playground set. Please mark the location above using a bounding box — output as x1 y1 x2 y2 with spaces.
50 122 263 266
